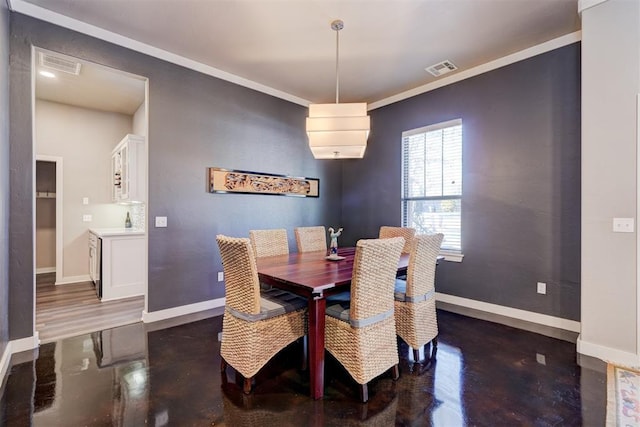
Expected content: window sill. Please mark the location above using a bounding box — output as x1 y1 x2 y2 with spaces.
440 251 464 263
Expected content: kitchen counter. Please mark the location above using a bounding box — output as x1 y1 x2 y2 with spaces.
89 229 145 301
89 228 145 237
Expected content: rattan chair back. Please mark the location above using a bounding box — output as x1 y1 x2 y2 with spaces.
405 233 444 299
249 229 289 258
379 226 416 254
216 235 261 315
394 233 444 355
350 237 405 324
295 226 327 252
324 237 404 399
216 234 307 392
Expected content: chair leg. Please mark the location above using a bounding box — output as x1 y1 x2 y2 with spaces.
220 357 229 385
359 383 369 403
301 335 308 371
391 364 400 381
430 337 438 359
413 348 421 362
243 377 253 395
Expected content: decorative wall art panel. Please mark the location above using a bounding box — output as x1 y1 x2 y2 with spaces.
208 168 319 197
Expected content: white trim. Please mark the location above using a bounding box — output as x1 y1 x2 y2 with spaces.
637 94 640 359
440 251 464 263
578 0 610 14
10 332 40 353
0 342 11 384
143 79 149 319
577 335 640 367
30 48 37 345
55 274 90 285
142 297 226 324
35 267 55 274
369 31 582 111
436 292 581 332
35 154 63 284
402 118 463 138
8 0 310 107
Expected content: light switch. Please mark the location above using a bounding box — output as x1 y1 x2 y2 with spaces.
82 214 92 222
82 197 89 205
155 216 167 228
613 218 634 233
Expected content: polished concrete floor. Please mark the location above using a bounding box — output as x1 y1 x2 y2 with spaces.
0 310 606 426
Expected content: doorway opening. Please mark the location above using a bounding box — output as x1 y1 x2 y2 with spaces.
32 47 149 343
35 159 59 278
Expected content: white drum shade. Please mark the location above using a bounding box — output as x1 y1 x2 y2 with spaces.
306 102 370 159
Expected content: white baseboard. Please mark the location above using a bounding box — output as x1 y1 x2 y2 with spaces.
142 297 225 323
577 335 640 367
435 292 581 332
0 342 12 385
10 333 40 353
55 275 90 285
36 267 56 274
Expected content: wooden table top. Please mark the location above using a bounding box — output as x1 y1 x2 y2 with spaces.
256 247 410 295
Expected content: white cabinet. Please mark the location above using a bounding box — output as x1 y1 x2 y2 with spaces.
112 134 145 203
101 234 145 301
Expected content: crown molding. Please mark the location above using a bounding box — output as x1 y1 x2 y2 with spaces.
8 0 584 112
7 0 311 107
369 31 582 111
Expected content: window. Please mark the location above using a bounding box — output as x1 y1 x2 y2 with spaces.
402 119 462 257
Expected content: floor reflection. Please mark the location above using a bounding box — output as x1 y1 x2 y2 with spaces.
432 343 465 425
1 310 607 426
29 323 149 426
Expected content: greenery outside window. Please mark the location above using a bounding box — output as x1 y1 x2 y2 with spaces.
402 119 463 261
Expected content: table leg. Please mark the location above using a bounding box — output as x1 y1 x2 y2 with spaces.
308 295 326 399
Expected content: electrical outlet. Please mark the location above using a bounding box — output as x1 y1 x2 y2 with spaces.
613 218 634 233
537 282 546 294
536 353 546 365
82 197 89 205
217 271 224 282
155 216 167 227
82 214 92 222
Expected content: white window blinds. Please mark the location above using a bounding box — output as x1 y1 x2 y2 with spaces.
402 119 462 252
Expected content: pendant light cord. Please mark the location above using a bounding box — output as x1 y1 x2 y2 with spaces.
335 26 340 104
331 19 344 104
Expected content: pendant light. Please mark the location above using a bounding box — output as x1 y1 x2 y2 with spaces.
306 20 370 159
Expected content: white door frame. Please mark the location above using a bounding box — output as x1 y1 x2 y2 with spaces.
636 93 640 361
35 155 63 285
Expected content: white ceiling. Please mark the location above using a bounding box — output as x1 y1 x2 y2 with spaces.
35 48 146 115
19 0 581 110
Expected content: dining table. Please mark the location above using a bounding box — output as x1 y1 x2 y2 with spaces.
256 246 410 400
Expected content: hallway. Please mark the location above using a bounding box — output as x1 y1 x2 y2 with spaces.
36 273 144 343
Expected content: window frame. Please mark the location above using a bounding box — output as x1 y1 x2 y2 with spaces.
401 118 464 262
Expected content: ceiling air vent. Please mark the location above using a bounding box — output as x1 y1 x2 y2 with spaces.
39 52 82 76
426 60 457 77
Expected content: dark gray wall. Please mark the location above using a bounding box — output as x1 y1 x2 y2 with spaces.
9 13 342 337
342 44 581 320
0 0 10 354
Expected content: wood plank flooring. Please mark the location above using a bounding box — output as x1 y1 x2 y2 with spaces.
36 273 144 343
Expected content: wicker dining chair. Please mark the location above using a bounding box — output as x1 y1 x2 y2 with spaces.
394 233 444 362
324 237 404 402
216 235 307 394
294 226 327 253
249 229 289 258
379 226 416 254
